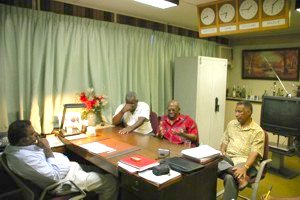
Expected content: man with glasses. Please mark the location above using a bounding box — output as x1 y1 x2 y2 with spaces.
157 100 198 147
112 91 152 134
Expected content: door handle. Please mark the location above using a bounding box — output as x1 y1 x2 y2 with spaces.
215 97 219 112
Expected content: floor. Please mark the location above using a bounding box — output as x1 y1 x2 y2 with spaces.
217 153 300 199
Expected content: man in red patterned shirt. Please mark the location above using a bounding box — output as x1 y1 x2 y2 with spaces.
157 100 199 146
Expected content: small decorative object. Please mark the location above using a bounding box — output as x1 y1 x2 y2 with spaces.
79 88 107 126
86 126 96 137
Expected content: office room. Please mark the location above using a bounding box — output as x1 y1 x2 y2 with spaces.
0 0 299 199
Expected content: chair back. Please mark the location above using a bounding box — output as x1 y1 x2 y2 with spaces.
263 131 269 160
0 153 35 200
1 153 85 200
150 111 159 134
261 131 270 175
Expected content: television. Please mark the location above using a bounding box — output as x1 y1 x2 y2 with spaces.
260 96 300 137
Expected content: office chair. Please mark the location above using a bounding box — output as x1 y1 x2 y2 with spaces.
217 131 272 200
150 111 159 134
0 153 86 200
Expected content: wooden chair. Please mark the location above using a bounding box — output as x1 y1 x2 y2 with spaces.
0 153 86 200
217 131 272 200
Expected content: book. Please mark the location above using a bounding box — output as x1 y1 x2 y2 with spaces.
181 145 221 164
119 155 159 171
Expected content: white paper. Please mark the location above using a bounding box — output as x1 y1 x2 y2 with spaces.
181 144 221 159
65 134 87 140
117 162 139 173
138 169 181 185
46 136 65 148
80 142 116 154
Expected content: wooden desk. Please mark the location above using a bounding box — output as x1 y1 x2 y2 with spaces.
59 127 219 200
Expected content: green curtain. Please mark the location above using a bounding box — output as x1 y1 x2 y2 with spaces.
0 4 217 133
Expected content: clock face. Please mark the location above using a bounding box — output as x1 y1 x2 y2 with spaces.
263 0 285 16
219 3 235 23
239 0 258 20
201 7 215 26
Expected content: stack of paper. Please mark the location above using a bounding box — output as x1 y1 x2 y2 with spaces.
65 134 87 140
138 169 181 185
181 145 221 164
79 142 116 154
46 136 64 148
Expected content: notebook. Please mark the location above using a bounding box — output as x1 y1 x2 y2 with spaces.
119 155 159 171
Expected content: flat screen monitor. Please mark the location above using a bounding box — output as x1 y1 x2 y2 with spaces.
261 96 300 136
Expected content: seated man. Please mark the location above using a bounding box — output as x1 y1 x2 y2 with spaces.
218 100 265 200
4 120 117 200
112 91 152 134
157 100 198 146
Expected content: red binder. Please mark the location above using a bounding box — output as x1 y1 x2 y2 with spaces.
120 154 159 171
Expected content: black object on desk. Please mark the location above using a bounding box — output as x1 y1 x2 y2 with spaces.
161 157 205 173
152 164 170 176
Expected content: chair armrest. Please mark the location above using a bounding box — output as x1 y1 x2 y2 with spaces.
40 180 86 200
253 159 272 184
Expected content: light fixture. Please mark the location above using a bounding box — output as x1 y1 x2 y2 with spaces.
296 0 300 12
134 0 179 9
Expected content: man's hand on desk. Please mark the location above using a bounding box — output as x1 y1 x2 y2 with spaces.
119 126 134 134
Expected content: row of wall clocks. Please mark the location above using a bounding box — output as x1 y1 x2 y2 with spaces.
198 0 290 37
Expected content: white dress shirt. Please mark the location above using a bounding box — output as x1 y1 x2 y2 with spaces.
4 144 104 191
4 144 71 188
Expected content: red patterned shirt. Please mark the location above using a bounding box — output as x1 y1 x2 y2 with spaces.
159 114 198 146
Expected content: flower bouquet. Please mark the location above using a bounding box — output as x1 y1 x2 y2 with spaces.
79 88 107 126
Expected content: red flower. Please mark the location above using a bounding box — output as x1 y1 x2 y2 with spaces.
80 93 88 103
79 89 106 112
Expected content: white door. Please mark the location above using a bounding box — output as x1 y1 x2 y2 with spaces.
196 57 227 149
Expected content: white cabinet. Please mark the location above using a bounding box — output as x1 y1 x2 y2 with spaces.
174 56 227 149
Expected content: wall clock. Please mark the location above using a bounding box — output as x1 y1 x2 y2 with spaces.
262 0 285 16
200 7 216 26
239 0 258 20
218 3 236 23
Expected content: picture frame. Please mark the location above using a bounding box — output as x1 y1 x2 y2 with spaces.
60 103 86 136
242 48 299 80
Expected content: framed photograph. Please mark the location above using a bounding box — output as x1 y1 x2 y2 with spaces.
242 48 299 80
60 103 86 136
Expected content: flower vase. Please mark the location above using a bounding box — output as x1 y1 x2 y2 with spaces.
87 112 103 126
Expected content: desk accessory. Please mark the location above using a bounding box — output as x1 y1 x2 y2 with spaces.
152 164 170 176
158 148 170 159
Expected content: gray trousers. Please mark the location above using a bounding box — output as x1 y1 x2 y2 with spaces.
218 157 257 200
80 164 118 200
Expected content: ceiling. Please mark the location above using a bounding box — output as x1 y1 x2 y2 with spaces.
55 0 300 40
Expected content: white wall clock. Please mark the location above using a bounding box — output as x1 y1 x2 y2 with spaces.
200 7 215 26
263 0 285 16
219 3 236 23
239 0 258 20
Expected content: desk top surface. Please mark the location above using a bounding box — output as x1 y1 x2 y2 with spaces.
59 127 187 176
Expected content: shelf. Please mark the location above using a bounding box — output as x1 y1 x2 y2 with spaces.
226 97 262 104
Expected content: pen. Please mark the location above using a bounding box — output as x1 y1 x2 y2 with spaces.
264 186 272 200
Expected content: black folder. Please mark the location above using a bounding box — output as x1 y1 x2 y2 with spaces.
162 157 205 173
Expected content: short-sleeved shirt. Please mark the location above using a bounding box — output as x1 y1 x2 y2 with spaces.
114 102 152 134
159 114 198 145
222 119 265 169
